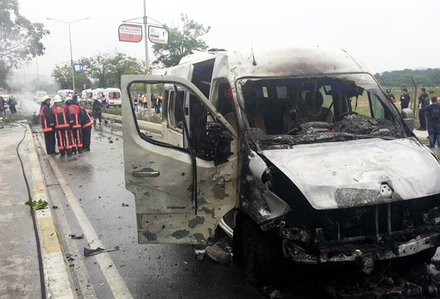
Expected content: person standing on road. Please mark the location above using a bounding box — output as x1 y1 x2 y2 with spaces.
418 88 431 131
386 89 396 103
52 95 75 156
7 95 17 114
66 98 83 154
424 96 440 149
0 96 5 115
92 98 102 125
39 96 57 155
79 105 93 151
400 88 410 110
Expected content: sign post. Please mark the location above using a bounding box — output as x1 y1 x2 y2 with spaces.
119 2 170 120
118 24 143 43
148 25 169 45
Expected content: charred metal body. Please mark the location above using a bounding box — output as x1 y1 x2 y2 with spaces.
122 47 440 284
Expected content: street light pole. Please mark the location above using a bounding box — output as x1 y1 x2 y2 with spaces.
47 17 89 94
143 0 151 119
68 23 75 93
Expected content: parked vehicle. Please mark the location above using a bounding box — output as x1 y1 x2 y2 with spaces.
33 90 47 103
81 89 93 105
57 89 73 100
92 88 105 100
121 47 440 284
106 88 122 107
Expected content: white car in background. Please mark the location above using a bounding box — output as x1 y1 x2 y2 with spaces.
33 90 47 103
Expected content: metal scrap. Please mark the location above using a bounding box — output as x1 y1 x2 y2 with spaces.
84 246 120 257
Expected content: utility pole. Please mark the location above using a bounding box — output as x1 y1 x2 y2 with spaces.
143 0 152 119
68 23 75 93
36 56 40 91
47 17 89 94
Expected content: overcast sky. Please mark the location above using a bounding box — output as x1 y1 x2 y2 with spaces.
16 0 440 79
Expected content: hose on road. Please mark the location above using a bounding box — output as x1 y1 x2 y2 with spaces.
15 122 47 299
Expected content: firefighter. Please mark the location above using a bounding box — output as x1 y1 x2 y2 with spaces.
92 98 102 125
66 98 83 154
39 96 57 155
79 105 93 151
52 95 75 156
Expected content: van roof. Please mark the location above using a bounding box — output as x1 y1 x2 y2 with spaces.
174 47 369 79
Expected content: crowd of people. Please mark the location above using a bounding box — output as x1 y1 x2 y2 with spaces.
0 95 17 115
417 88 440 149
39 95 93 156
133 93 162 113
387 87 440 149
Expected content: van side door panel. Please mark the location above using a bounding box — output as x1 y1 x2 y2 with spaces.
122 75 237 245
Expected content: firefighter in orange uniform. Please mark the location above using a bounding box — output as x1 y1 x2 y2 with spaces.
39 96 57 155
51 95 75 156
79 104 93 151
66 98 83 153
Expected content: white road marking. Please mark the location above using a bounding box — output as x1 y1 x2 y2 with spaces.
47 155 134 299
27 126 77 299
34 133 98 299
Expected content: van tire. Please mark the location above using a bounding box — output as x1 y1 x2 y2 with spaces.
241 219 279 286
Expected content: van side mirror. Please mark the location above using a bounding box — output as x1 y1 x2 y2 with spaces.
401 108 414 131
200 122 233 165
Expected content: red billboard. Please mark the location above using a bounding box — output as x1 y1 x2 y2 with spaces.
118 24 142 43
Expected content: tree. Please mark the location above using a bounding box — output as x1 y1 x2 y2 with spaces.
0 0 49 88
80 52 144 88
81 53 109 88
152 14 210 68
106 52 144 88
51 64 91 91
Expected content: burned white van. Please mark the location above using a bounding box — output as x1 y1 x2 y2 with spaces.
122 48 440 284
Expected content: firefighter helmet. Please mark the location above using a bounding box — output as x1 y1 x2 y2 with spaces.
53 95 63 103
41 95 51 102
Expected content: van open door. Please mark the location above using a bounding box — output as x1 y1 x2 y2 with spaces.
121 75 238 245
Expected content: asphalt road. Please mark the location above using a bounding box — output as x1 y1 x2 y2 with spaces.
35 122 264 299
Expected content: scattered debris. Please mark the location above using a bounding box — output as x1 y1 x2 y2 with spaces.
84 246 120 257
69 234 84 240
65 253 75 262
206 237 233 265
25 199 48 210
195 249 206 261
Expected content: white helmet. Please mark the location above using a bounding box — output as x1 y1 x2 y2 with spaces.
40 95 51 103
53 95 63 103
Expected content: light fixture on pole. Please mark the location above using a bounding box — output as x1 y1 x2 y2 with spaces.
47 17 89 93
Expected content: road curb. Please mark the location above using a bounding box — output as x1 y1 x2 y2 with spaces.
26 124 77 299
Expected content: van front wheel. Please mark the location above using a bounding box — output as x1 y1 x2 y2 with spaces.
241 220 279 286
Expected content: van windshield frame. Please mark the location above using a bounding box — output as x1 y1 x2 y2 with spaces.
235 72 409 148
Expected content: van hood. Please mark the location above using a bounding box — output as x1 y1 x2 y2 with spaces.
262 138 440 210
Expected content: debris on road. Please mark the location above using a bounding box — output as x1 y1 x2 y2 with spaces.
25 199 48 210
195 249 206 261
84 246 120 257
206 237 233 264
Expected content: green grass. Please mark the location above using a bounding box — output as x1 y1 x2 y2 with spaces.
101 106 162 124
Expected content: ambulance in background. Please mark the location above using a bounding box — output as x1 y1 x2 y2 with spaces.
105 88 122 107
81 89 93 105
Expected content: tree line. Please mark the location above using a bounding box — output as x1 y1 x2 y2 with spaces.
374 69 440 88
51 52 145 91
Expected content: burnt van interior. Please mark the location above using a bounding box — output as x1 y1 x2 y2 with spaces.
238 74 407 148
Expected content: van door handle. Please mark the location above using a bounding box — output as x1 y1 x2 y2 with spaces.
132 170 160 177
